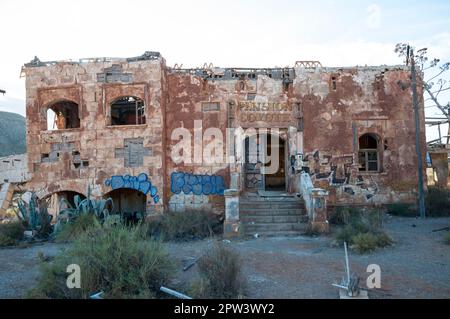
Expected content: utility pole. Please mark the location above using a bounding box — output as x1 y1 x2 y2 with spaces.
409 46 426 218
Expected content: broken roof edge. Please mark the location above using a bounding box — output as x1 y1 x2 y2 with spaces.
168 64 409 72
23 51 163 68
22 52 409 72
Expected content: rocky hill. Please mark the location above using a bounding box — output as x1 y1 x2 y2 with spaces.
0 111 26 157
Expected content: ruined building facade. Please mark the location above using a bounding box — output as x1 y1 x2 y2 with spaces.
22 52 426 221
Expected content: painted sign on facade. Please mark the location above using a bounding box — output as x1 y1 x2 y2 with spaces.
171 172 226 195
105 173 159 203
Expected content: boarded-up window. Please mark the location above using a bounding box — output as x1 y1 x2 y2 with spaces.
115 138 152 168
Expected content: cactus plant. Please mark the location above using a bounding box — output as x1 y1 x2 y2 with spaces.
15 192 53 238
58 186 113 224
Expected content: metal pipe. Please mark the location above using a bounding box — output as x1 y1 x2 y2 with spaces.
344 242 350 285
160 286 193 299
410 47 426 219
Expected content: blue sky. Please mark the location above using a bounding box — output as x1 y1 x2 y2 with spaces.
0 0 449 140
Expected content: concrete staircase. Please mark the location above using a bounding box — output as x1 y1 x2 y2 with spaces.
240 193 308 237
0 183 14 216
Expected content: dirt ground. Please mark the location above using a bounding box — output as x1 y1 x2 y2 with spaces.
1 216 449 299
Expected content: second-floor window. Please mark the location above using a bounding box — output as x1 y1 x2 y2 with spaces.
46 100 80 130
110 96 146 126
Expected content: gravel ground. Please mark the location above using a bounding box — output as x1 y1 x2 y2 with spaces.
0 216 449 299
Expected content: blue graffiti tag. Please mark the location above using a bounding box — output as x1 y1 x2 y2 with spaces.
105 173 159 203
170 172 226 196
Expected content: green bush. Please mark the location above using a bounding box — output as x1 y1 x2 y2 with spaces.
386 203 417 217
54 214 99 243
351 233 379 254
145 210 222 241
0 221 25 247
333 207 392 254
28 224 175 299
192 243 246 299
426 187 450 217
351 232 393 254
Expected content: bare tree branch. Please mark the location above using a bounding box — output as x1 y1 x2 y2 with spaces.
424 85 450 119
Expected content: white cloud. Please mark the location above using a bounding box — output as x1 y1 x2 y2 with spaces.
366 4 381 29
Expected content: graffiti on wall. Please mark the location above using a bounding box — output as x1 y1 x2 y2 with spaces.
302 150 379 201
105 173 159 203
171 172 226 196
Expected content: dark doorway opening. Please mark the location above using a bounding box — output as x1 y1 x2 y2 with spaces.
105 188 147 222
243 133 286 191
264 134 286 191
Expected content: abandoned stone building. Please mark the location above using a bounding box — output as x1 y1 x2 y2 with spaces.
9 51 426 235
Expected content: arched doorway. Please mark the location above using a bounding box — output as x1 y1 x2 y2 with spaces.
104 188 146 216
243 133 286 191
42 191 86 220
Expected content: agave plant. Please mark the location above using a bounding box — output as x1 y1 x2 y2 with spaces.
15 192 53 238
58 186 113 224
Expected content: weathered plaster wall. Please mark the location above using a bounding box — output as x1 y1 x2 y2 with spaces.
24 56 166 213
23 54 426 216
165 65 426 207
0 154 29 183
296 66 426 205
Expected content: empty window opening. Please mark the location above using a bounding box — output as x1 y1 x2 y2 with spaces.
110 96 146 126
46 100 80 130
358 134 379 172
331 77 337 91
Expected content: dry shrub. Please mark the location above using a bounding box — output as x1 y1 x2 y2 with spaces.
333 207 392 254
28 224 175 299
444 231 450 245
0 221 24 247
386 202 417 217
351 232 393 254
54 214 99 243
426 187 450 216
146 210 222 241
191 242 246 299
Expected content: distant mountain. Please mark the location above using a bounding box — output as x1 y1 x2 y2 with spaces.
0 111 26 157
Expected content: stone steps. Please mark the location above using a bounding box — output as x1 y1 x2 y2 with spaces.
240 195 307 237
241 215 308 224
243 222 306 233
240 208 304 216
240 202 304 210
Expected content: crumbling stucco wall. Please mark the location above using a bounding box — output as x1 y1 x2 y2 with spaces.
0 154 29 183
165 65 425 207
23 54 166 214
23 53 426 216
